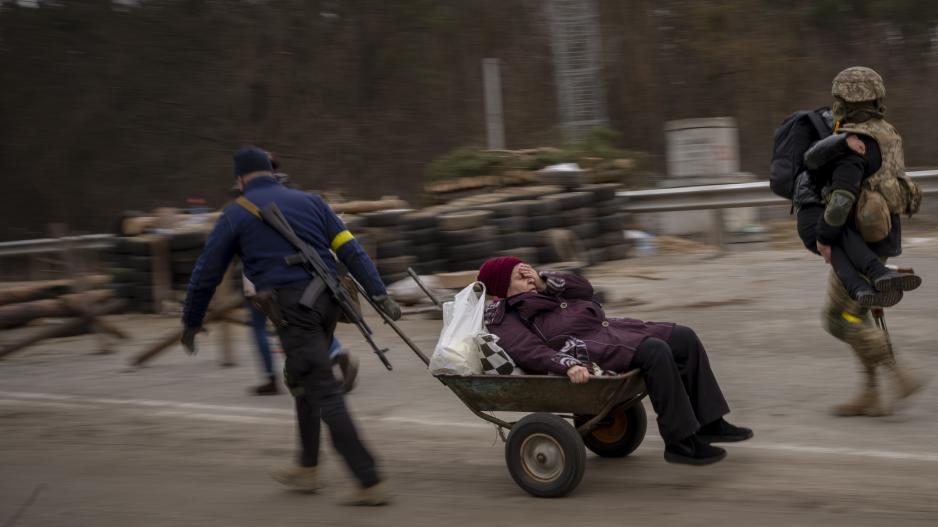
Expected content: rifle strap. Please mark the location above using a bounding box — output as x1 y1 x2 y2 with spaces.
235 194 325 307
237 196 355 252
235 196 262 219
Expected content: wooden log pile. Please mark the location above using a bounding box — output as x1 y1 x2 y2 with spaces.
0 275 126 359
106 199 413 314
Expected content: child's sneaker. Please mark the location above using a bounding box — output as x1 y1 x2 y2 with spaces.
856 288 903 308
873 269 922 292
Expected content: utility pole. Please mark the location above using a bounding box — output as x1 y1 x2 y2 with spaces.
482 58 506 150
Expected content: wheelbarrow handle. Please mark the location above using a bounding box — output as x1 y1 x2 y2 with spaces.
350 273 433 367
406 267 443 308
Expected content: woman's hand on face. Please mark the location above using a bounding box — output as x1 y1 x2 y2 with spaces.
566 365 590 384
518 264 546 292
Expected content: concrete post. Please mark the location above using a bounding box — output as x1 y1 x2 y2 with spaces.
482 58 505 150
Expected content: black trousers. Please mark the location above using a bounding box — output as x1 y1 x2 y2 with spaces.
630 325 730 444
274 284 379 488
796 205 888 296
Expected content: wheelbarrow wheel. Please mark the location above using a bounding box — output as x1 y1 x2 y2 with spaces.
575 403 647 458
505 413 586 498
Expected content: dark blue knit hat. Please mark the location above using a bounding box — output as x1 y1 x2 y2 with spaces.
233 146 273 177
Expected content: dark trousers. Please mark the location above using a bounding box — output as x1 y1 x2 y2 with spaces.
630 325 730 444
274 285 379 488
796 205 888 296
247 301 274 377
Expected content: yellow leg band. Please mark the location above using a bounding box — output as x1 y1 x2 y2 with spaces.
330 230 355 252
841 311 862 324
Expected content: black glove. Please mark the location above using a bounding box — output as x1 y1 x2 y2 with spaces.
181 326 206 355
373 295 402 321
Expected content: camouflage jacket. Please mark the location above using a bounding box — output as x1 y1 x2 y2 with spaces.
837 118 921 216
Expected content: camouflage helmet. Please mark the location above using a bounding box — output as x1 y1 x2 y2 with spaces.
831 67 886 102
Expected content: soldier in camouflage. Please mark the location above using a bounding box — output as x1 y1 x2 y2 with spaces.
815 67 924 416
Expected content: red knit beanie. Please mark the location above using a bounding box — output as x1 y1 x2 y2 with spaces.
477 256 523 298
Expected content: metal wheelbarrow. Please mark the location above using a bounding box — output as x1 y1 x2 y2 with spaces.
438 371 647 497
374 270 650 498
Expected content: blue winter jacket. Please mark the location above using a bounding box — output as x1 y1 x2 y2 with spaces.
182 176 385 328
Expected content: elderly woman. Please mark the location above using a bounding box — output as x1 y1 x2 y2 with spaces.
477 256 752 466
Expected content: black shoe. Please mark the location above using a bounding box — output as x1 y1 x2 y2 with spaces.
697 418 754 443
664 435 727 466
855 288 902 308
873 269 922 293
252 377 279 396
332 353 359 394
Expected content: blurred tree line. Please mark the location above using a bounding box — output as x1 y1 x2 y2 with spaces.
1 0 936 239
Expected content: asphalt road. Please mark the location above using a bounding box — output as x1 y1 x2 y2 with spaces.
1 231 937 526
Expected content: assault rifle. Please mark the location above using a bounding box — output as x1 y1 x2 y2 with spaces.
242 199 392 370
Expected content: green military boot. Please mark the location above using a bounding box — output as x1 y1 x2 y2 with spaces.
831 385 886 417
270 465 321 492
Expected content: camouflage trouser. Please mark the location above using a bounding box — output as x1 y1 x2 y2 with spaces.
822 270 895 387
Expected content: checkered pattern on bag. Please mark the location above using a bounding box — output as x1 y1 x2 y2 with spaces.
475 333 518 375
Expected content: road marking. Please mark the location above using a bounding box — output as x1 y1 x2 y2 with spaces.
0 399 291 425
0 390 294 416
2 390 938 463
726 441 938 462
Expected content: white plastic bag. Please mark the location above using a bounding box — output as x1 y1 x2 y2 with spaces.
429 282 486 375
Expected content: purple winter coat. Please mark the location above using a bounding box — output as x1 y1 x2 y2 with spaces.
483 272 674 376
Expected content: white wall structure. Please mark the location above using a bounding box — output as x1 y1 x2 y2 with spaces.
646 117 759 237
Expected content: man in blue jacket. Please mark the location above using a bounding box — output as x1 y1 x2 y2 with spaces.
182 146 400 505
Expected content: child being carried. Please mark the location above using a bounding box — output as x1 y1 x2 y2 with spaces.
794 132 922 307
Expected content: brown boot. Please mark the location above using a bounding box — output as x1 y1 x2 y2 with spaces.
889 366 925 401
270 465 321 492
341 481 391 506
831 385 887 417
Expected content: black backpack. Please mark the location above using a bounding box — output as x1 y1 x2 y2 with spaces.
769 108 832 200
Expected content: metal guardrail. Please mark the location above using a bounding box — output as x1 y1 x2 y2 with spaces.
0 234 114 258
618 170 938 213
1 170 936 259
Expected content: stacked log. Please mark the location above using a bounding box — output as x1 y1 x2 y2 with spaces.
347 178 633 279
102 176 632 300
0 275 109 306
341 178 632 277
0 275 125 359
167 230 210 293
109 236 162 313
0 289 114 330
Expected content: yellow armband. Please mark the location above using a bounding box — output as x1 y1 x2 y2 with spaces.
330 230 355 252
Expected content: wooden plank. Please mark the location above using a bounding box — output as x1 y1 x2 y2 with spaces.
0 275 110 306
130 294 244 367
0 299 125 360
150 236 172 314
0 289 113 330
330 198 409 215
